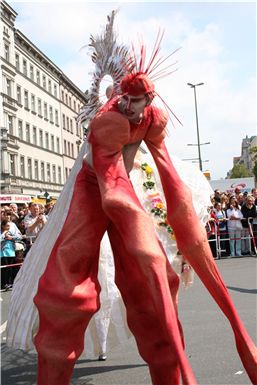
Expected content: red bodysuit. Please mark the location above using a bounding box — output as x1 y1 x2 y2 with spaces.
34 100 257 385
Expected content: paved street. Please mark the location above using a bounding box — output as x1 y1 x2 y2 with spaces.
1 256 257 385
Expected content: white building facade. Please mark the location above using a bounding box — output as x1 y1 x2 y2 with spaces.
0 1 86 201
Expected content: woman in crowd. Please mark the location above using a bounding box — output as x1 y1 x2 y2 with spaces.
220 193 229 211
226 196 243 257
1 220 21 290
213 201 229 257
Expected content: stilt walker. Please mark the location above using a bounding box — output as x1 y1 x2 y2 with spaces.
8 10 257 385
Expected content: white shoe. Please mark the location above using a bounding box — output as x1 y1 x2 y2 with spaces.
98 354 107 361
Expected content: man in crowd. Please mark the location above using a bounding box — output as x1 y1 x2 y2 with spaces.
241 194 257 255
24 203 47 242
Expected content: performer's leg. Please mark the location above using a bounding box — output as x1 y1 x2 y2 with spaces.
108 223 196 385
34 162 109 385
156 164 257 384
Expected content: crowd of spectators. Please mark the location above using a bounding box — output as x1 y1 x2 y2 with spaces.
0 202 54 291
207 187 257 259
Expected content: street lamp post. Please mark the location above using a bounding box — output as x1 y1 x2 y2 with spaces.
187 82 204 171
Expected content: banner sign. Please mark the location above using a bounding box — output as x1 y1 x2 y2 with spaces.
0 195 32 203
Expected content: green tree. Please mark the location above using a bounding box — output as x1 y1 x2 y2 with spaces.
249 146 257 161
252 161 257 180
229 162 253 178
249 146 257 180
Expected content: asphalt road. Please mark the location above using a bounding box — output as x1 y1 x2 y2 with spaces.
1 256 257 385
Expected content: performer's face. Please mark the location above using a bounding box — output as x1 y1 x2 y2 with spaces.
118 94 148 123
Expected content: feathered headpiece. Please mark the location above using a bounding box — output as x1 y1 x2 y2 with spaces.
77 11 181 131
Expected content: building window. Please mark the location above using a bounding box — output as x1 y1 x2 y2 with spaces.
7 114 14 135
36 70 40 85
66 117 69 131
64 140 67 155
34 160 39 180
65 93 68 105
42 75 46 89
25 123 30 142
76 121 79 136
32 126 37 145
49 106 53 122
41 162 45 181
18 120 23 140
65 167 69 180
55 109 59 125
45 132 49 149
15 53 20 70
39 129 43 147
5 77 12 97
4 43 10 61
62 114 65 129
38 98 42 116
31 94 36 112
56 137 60 153
51 135 55 151
71 143 74 158
20 156 25 178
16 85 22 104
61 90 64 101
23 59 27 76
28 158 32 179
58 166 62 184
54 84 57 97
52 165 56 183
69 96 71 107
44 102 48 119
68 142 70 157
46 163 51 182
70 119 73 134
24 90 29 109
30 65 34 81
48 79 52 94
10 154 16 176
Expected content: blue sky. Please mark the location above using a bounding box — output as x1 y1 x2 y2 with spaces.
9 1 256 180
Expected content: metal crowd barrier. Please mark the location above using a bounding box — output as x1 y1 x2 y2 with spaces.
0 235 36 270
207 218 257 259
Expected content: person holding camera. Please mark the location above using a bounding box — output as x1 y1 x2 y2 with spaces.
24 203 47 244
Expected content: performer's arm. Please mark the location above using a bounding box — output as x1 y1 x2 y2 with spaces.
144 116 207 253
88 111 138 201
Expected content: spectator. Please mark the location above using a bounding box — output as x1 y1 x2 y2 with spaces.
44 203 54 219
38 203 45 215
220 193 229 211
206 206 219 259
22 203 30 216
234 186 242 199
213 202 228 257
1 220 21 290
237 192 244 207
24 203 47 243
213 189 221 203
240 195 257 255
251 188 257 206
1 210 23 239
226 196 243 257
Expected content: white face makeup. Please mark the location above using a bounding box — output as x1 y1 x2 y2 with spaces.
118 94 148 123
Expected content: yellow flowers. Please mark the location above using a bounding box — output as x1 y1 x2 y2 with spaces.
141 161 174 240
145 165 152 176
